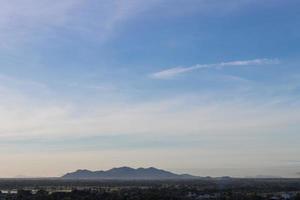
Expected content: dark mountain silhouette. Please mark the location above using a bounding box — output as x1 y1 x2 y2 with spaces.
62 167 198 180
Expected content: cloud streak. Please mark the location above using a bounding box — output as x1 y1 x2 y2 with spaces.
0 0 161 49
150 58 279 79
1 79 299 140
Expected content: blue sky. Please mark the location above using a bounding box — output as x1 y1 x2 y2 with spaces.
0 0 300 177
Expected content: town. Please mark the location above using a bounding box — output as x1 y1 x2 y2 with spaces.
0 178 300 200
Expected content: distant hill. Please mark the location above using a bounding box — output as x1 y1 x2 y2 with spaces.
62 167 199 180
245 175 282 179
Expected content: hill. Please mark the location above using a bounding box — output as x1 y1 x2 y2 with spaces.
62 167 198 180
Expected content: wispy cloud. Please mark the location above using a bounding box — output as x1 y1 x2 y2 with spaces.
0 0 261 50
0 0 160 49
0 77 299 140
150 58 279 79
0 0 84 49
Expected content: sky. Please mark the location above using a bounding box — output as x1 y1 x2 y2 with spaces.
0 0 300 178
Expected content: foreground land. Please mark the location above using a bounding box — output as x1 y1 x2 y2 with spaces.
0 178 300 200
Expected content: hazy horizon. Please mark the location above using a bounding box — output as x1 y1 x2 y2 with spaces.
0 0 299 178
5 166 300 179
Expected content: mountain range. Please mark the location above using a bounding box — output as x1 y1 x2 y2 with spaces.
62 167 198 180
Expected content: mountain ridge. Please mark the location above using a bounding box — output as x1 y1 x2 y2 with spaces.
62 167 198 180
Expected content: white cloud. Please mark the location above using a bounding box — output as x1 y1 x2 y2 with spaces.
150 58 279 79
